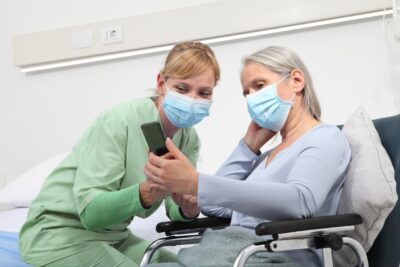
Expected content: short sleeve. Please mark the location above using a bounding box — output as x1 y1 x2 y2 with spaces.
73 113 128 214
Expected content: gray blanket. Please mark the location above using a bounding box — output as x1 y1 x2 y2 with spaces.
146 226 299 267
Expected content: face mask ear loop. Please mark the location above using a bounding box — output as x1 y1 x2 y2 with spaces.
284 73 298 103
279 73 296 103
163 79 170 90
278 73 290 84
161 79 172 100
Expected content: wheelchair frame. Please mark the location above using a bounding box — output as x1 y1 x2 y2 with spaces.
140 214 368 267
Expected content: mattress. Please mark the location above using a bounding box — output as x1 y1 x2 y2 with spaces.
0 206 174 266
0 208 31 267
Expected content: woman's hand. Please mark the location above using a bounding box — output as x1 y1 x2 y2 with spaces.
172 193 200 219
144 138 198 196
243 121 277 153
139 180 169 208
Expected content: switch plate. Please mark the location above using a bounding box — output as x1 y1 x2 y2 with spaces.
101 25 123 45
72 30 94 49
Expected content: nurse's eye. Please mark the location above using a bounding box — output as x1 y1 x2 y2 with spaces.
199 90 212 99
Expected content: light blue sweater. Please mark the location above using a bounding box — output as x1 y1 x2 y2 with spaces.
198 124 351 266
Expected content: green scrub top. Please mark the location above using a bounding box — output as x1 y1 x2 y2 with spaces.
19 97 200 266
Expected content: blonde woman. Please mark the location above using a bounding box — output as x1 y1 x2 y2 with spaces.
19 41 220 267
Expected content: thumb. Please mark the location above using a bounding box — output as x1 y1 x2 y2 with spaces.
165 138 185 160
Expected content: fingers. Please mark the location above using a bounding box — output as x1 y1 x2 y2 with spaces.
161 152 174 160
149 183 169 192
144 161 160 178
148 152 164 168
171 193 183 204
172 194 197 207
172 193 188 207
183 195 198 206
144 164 165 186
165 138 185 160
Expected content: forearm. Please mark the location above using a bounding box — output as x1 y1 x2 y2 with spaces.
198 174 315 221
80 184 158 230
215 139 260 180
201 205 232 218
198 140 258 218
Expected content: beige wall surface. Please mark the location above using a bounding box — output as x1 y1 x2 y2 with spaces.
0 0 398 183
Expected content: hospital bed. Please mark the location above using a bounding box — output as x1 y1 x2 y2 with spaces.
140 110 400 267
0 208 172 267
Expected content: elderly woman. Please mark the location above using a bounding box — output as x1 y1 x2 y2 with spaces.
145 46 351 267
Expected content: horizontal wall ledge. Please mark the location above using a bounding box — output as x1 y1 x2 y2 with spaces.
14 0 392 73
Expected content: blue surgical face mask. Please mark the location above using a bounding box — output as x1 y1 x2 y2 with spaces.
162 82 213 128
246 74 294 132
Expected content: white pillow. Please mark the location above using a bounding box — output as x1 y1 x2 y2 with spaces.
335 107 397 264
0 153 68 210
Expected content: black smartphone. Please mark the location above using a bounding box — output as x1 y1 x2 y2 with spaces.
141 122 169 156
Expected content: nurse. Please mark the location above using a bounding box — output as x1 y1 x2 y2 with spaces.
19 41 220 267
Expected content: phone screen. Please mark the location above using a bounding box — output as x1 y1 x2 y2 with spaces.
141 122 168 156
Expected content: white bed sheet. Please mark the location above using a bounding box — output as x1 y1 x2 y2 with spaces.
0 208 28 232
0 206 170 241
0 205 188 263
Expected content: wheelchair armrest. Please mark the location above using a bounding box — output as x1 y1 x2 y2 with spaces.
156 216 231 236
255 213 362 237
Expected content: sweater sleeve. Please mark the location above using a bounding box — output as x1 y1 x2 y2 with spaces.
198 129 351 221
201 139 260 218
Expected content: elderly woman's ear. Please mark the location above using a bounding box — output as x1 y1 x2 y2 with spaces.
289 69 305 93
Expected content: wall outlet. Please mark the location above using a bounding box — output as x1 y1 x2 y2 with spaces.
101 25 123 45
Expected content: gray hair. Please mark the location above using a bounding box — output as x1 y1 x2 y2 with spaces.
242 46 321 120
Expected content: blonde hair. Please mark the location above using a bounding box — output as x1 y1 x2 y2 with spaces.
243 46 321 120
160 41 220 84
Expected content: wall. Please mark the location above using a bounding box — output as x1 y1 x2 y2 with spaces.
1 0 399 182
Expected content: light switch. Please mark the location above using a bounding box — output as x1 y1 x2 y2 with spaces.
72 30 94 49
